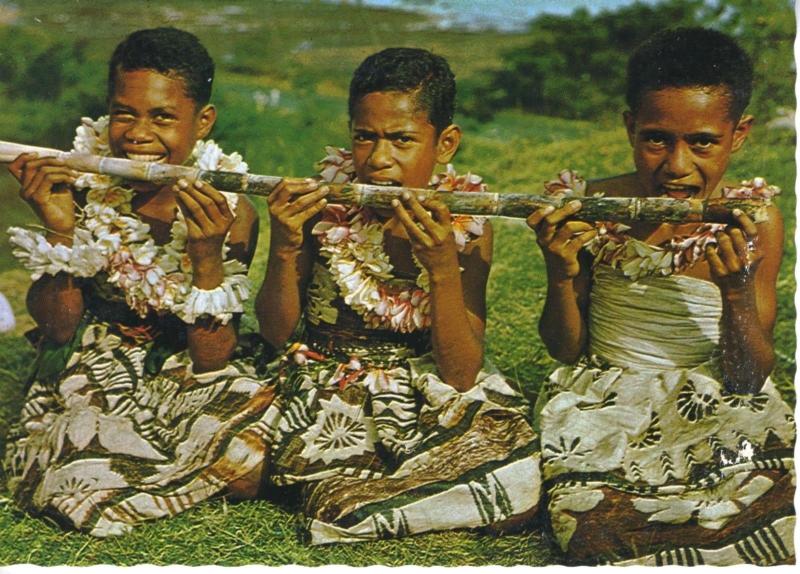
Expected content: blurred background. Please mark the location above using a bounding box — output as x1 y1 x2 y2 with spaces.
0 0 795 564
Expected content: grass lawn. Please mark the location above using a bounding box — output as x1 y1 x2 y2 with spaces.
0 0 795 567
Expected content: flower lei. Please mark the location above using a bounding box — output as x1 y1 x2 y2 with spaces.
311 146 487 333
8 116 251 324
543 170 780 281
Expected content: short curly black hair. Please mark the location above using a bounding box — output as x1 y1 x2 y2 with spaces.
626 27 753 119
348 47 456 134
108 27 215 106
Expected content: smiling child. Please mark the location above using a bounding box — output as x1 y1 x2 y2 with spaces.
526 27 795 565
254 47 540 544
4 27 267 536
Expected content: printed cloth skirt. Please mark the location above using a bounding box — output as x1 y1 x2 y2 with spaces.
4 317 272 537
258 323 541 544
537 267 796 565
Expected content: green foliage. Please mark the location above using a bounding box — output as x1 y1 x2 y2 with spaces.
461 0 795 121
0 27 105 148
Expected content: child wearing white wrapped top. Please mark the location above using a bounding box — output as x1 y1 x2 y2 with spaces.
526 27 795 566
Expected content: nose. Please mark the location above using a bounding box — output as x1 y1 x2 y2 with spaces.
664 142 693 178
367 139 393 170
124 118 154 144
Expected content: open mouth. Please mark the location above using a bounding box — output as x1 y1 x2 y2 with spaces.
125 153 167 163
660 183 700 199
367 179 402 187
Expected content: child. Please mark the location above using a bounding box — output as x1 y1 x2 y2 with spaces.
254 47 539 544
527 27 795 565
4 27 266 536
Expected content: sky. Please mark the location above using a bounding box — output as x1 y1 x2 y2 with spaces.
352 0 664 31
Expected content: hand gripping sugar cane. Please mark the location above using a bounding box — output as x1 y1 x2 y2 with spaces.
0 140 769 223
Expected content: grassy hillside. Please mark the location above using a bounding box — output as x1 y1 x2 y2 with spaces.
0 0 795 567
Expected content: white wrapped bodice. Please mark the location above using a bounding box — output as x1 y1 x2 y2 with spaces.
588 266 722 370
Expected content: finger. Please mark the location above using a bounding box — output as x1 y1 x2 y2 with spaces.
8 152 39 181
285 186 330 216
731 208 758 238
23 169 76 201
177 188 215 233
705 245 728 277
526 205 555 230
267 179 287 205
423 199 451 225
183 179 230 226
192 179 233 224
392 198 433 247
402 193 439 233
21 162 77 195
193 179 231 211
296 198 329 223
268 178 319 206
544 200 583 227
183 212 203 238
714 234 742 273
568 228 598 248
728 227 751 261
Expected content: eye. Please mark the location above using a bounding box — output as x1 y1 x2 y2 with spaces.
153 113 176 125
690 136 717 150
644 134 667 147
352 132 374 144
395 135 414 144
110 110 134 122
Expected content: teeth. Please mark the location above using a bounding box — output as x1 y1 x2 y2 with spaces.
127 153 165 162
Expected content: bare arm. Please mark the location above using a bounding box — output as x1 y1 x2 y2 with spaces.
255 178 328 349
177 180 259 373
527 201 596 363
9 153 85 344
429 225 492 392
709 206 782 393
392 194 487 391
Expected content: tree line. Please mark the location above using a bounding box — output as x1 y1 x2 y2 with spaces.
458 0 795 122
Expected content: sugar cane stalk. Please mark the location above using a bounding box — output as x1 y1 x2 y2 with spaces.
0 140 767 223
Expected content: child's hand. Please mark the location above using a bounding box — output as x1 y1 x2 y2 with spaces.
392 192 460 277
526 200 596 280
175 179 235 287
9 153 79 242
267 178 329 250
706 208 761 292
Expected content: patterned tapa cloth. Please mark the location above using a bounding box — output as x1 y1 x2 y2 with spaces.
3 283 271 537
537 265 796 565
258 254 541 544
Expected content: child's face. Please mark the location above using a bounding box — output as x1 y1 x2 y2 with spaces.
350 91 460 189
108 69 215 167
624 86 752 199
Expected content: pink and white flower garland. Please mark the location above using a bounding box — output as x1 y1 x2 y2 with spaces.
8 116 251 324
543 170 780 281
311 147 486 333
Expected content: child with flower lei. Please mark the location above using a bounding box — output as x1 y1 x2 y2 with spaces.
526 28 795 565
3 28 267 537
252 48 539 544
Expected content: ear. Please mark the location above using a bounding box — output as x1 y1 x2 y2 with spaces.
623 110 636 147
435 124 462 164
731 114 753 153
195 104 217 140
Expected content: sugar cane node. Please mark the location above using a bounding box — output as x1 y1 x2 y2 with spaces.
0 139 769 223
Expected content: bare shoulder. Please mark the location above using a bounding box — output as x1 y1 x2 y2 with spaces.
586 172 640 198
758 203 785 251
